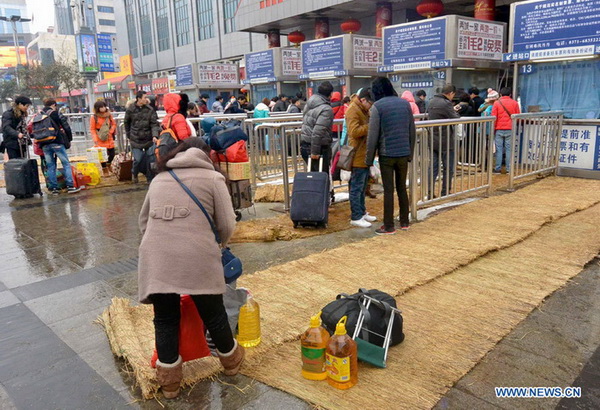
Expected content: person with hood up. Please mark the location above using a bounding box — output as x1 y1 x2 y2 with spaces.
90 100 117 174
162 93 192 143
401 91 420 116
138 137 242 399
331 91 346 134
300 81 334 174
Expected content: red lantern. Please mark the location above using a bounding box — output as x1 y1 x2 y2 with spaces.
340 18 362 34
416 0 444 18
288 31 305 46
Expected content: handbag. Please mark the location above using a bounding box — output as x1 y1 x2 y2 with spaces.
169 170 243 284
337 144 356 171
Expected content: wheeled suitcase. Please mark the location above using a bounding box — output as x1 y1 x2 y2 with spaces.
5 157 43 198
290 158 330 228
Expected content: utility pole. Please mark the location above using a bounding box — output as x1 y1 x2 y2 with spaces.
72 0 97 112
0 15 32 87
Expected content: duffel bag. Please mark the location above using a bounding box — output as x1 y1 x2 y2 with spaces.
217 140 249 163
321 288 404 347
209 122 248 151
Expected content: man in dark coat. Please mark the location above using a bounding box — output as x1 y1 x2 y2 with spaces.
469 87 484 117
124 91 160 183
300 82 334 174
427 84 460 198
272 94 289 112
1 96 32 159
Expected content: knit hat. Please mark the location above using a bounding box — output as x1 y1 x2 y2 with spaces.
486 90 499 102
15 96 32 106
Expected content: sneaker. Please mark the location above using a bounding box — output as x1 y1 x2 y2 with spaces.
375 225 396 235
67 187 81 194
50 189 60 195
350 218 372 228
493 169 501 174
400 224 410 231
363 213 377 222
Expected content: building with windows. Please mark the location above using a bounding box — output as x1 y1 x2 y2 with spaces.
54 0 116 35
27 31 77 67
113 0 266 75
0 0 32 47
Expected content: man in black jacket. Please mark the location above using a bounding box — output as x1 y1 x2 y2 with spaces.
1 95 31 159
427 84 460 198
272 94 289 112
469 87 484 117
36 98 79 194
124 91 160 183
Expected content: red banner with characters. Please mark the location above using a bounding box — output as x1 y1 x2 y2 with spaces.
474 0 495 21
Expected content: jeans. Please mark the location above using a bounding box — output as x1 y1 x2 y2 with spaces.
300 143 331 175
431 149 455 197
380 156 410 229
149 293 235 364
349 167 369 221
495 130 512 172
42 143 74 189
132 147 152 178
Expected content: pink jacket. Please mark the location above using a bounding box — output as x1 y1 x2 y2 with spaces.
401 91 420 116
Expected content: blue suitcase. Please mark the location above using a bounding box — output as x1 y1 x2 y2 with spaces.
290 158 330 228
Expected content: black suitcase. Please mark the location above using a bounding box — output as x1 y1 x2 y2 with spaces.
5 157 43 198
290 158 330 228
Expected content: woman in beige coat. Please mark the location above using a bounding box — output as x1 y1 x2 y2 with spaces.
138 137 243 399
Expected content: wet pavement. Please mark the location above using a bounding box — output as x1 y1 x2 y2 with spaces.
0 182 599 409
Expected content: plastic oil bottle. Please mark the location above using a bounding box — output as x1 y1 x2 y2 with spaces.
237 289 261 347
326 316 358 389
300 311 330 380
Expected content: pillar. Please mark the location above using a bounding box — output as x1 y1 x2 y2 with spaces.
315 18 330 39
375 2 392 38
267 29 281 48
474 0 495 20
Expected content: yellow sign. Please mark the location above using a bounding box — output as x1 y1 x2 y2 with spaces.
104 55 133 78
0 47 26 68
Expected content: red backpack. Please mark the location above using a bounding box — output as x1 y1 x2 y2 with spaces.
154 113 182 161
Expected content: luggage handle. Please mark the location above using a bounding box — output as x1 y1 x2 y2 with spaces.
307 156 324 172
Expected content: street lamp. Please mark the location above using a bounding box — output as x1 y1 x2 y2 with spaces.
0 15 32 87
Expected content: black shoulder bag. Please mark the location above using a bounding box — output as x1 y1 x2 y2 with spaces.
169 170 243 284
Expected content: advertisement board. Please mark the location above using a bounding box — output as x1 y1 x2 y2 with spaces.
457 18 504 60
76 33 99 73
197 63 239 85
383 19 446 65
152 77 169 95
282 48 302 76
302 36 344 75
246 49 275 81
353 36 383 69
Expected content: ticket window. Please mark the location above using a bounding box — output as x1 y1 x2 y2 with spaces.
350 77 373 96
390 72 446 109
251 84 277 105
452 70 500 98
280 82 305 99
308 79 343 98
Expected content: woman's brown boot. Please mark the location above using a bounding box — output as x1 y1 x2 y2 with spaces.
155 356 183 399
218 340 245 376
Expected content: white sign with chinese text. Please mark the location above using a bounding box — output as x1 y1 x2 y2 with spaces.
558 125 600 170
197 63 239 85
281 49 302 76
457 19 504 60
353 36 383 69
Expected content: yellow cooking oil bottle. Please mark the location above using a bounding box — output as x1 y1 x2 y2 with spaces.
300 311 330 380
326 316 358 389
237 289 261 347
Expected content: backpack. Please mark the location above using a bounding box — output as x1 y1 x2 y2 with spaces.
31 110 59 144
321 289 405 347
209 120 247 151
95 115 111 142
155 113 182 162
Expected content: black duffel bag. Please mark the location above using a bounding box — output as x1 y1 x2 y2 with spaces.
321 288 404 347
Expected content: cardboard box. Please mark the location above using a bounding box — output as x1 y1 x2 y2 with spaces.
225 162 251 181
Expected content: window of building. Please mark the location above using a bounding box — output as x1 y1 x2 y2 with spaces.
196 0 214 40
223 0 237 33
155 0 170 51
139 0 153 55
174 0 191 46
97 6 114 13
98 19 116 26
125 0 139 58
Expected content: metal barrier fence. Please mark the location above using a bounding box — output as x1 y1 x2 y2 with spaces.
508 111 564 190
410 117 496 221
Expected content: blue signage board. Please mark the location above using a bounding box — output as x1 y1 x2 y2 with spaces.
246 49 275 81
176 64 193 87
512 0 600 59
97 33 115 72
302 36 344 75
383 19 446 65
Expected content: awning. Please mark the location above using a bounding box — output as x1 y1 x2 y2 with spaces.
95 75 130 92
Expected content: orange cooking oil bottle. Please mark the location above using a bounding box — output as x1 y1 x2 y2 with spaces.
237 289 261 347
300 311 330 380
325 316 358 389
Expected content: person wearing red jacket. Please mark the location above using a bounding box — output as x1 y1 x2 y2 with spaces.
331 91 346 134
162 93 192 142
491 87 521 173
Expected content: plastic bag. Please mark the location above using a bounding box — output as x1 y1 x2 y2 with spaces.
151 295 211 367
369 160 381 179
76 163 101 185
340 169 352 182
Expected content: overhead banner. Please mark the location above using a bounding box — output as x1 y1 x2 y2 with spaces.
281 48 302 76
457 18 504 60
302 36 344 75
506 0 600 61
176 64 194 87
383 19 446 65
197 63 239 86
353 36 383 69
246 49 275 81
152 77 169 95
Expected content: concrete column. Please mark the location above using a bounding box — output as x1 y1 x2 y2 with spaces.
315 18 330 39
267 29 281 48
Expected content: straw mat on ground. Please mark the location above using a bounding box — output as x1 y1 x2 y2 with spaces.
243 203 600 409
100 176 600 400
